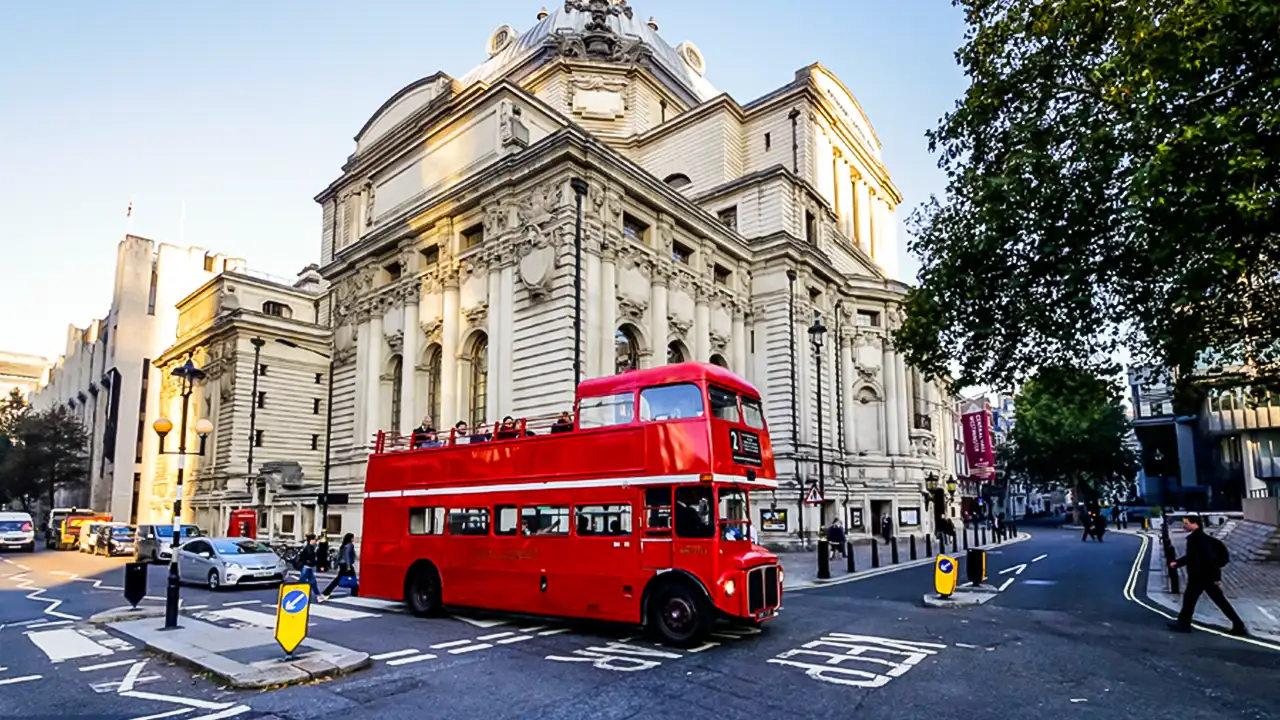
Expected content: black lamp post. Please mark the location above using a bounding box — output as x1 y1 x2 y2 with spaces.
152 358 212 630
247 338 265 480
276 338 335 565
570 178 588 392
809 314 829 580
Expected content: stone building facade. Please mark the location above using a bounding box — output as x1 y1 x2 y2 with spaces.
151 268 330 536
313 3 960 545
0 351 51 401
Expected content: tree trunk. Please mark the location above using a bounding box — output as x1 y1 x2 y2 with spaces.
1072 476 1084 526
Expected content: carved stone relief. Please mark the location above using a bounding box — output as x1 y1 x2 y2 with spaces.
420 318 443 345
386 329 404 356
499 100 530 149
463 302 489 328
668 315 692 341
556 1 644 63
709 331 729 354
617 296 648 323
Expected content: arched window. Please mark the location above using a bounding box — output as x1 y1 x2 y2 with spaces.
663 173 692 190
425 345 442 425
389 356 403 429
709 354 728 368
667 341 686 365
469 335 488 428
615 327 640 374
262 301 292 318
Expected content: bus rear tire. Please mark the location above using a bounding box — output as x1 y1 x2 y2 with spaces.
648 581 712 648
405 563 442 617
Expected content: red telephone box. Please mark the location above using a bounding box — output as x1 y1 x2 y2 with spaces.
227 509 257 539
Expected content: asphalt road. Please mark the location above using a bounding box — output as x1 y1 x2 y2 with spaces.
2 529 1277 720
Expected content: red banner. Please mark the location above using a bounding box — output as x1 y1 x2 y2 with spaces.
962 408 995 479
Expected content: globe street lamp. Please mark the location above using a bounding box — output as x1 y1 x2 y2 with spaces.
152 358 212 630
808 314 829 580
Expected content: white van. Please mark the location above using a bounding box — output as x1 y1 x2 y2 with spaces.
78 521 107 553
0 512 36 553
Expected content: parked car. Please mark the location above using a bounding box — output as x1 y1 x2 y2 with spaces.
176 537 288 590
0 512 36 553
78 521 109 553
94 523 136 557
134 524 203 563
54 513 110 551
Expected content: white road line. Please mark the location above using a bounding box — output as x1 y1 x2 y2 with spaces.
448 643 492 654
517 625 548 633
119 660 148 693
324 596 403 611
0 675 42 686
220 600 261 607
1258 606 1279 623
208 608 275 627
119 690 234 710
451 615 507 628
10 573 81 620
386 653 437 666
80 659 138 672
478 631 514 641
999 563 1028 576
307 604 379 621
370 649 419 660
183 605 209 611
127 709 193 720
495 635 535 645
1031 554 1048 563
536 628 568 636
50 571 77 577
27 620 73 629
429 639 473 649
955 643 978 648
186 705 251 720
14 564 31 571
997 577 1015 592
27 628 114 662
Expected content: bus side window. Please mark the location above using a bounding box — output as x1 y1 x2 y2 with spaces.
494 505 519 536
408 508 441 535
448 508 490 536
521 506 569 535
674 486 715 539
643 487 672 534
575 504 633 536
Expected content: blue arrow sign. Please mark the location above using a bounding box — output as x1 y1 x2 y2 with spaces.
282 589 309 614
938 558 954 574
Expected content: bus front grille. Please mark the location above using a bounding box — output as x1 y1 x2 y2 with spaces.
747 565 780 614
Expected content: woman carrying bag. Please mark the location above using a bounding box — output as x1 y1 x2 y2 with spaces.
323 533 359 599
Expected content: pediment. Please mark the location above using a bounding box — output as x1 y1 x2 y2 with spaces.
355 73 457 152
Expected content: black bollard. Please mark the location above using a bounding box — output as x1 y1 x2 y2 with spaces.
847 541 855 573
981 526 987 546
891 536 900 564
963 527 970 550
952 532 959 554
871 539 881 568
910 534 918 561
925 534 933 558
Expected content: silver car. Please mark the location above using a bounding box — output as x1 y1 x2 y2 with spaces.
176 537 287 590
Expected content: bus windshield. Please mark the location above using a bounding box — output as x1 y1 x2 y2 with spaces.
718 487 752 541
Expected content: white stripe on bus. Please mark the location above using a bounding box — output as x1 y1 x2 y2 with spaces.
363 473 776 500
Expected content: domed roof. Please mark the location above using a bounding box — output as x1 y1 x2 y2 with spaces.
458 2 719 104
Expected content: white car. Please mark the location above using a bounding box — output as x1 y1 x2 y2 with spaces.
0 512 35 553
79 521 107 553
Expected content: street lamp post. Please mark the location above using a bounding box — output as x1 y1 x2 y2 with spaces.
152 358 213 630
570 177 588 391
275 338 335 565
809 314 829 580
247 338 265 480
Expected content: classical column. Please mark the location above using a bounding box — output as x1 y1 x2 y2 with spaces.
840 332 856 451
731 308 747 376
399 288 419 434
650 269 669 367
486 267 501 422
499 264 515 416
839 157 855 237
881 203 899 279
883 335 901 456
896 351 911 451
853 178 870 255
440 274 460 427
364 302 385 444
599 243 618 375
354 316 370 446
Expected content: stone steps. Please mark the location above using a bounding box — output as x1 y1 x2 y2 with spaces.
1210 520 1280 563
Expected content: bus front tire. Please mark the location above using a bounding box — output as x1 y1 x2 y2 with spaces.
406 564 442 616
648 582 712 647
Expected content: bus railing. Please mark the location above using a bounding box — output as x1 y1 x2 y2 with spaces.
374 413 575 454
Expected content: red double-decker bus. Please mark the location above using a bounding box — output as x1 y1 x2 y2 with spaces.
360 362 783 645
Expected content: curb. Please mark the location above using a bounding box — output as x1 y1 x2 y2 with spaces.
785 532 1032 592
88 606 165 624
922 583 1001 608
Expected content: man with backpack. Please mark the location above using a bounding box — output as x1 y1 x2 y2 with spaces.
1168 514 1246 636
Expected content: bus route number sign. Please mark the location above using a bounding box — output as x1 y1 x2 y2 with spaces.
729 429 762 467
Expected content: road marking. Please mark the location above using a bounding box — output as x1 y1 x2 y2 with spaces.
183 605 208 611
997 578 1015 592
220 600 260 607
767 633 947 688
119 690 234 710
27 620 73 629
371 649 419 660
478 631 514 641
307 604 379 621
10 573 81 620
496 635 535 644
14 564 31 571
92 674 163 694
80 659 138 672
0 675 42 686
127 709 193 720
448 643 493 654
954 643 978 648
186 705 251 720
386 653 437 666
999 563 1027 576
324 596 403 611
1031 554 1048 563
451 615 507 628
1257 606 1278 624
1022 579 1057 586
208 608 274 627
537 628 568 636
430 639 473 649
517 625 548 633
119 660 148 693
50 571 77 577
27 628 114 662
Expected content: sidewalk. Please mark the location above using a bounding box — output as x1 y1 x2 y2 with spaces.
106 614 369 689
778 531 1029 590
1144 528 1280 642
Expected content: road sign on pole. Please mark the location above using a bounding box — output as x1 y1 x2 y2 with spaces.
275 582 311 657
804 484 824 504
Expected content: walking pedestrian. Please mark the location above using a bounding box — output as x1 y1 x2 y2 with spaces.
828 520 846 559
880 515 893 545
296 534 324 602
1081 510 1095 542
323 533 358 599
1092 512 1107 542
1168 514 1247 636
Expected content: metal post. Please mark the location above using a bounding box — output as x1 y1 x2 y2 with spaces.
891 536 900 564
871 539 880 568
247 338 265 478
910 534 918 560
570 178 588 391
317 357 336 568
846 541 855 573
165 382 191 630
925 534 932 558
815 335 829 580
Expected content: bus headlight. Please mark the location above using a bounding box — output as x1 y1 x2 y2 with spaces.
723 579 736 597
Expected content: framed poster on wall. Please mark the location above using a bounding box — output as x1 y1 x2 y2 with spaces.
760 508 789 532
849 506 864 529
898 507 921 527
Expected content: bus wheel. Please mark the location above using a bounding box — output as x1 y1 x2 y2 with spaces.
649 583 711 647
406 564 442 617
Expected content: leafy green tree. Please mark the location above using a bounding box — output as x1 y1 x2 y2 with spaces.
2 405 90 512
897 0 1280 391
1001 366 1138 524
0 389 31 509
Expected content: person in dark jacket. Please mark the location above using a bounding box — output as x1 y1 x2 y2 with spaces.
1168 514 1247 636
828 520 846 559
297 534 323 602
323 533 358 599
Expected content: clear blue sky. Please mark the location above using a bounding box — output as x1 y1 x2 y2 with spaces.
0 0 967 361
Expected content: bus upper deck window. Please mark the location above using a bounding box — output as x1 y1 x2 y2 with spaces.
708 386 740 422
639 383 705 422
741 397 765 429
579 392 634 429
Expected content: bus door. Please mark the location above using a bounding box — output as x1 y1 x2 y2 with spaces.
563 502 635 622
640 487 673 570
672 485 717 579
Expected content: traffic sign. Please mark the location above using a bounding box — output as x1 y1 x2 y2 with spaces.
275 582 311 656
934 555 958 597
803 484 824 504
